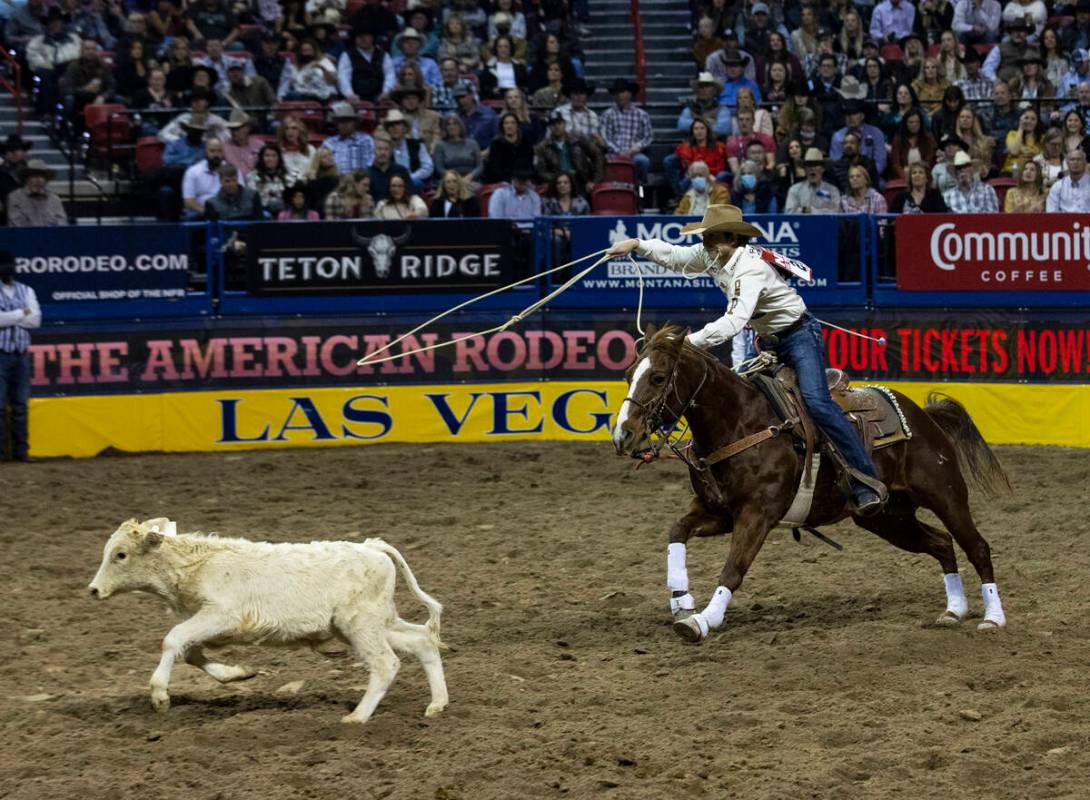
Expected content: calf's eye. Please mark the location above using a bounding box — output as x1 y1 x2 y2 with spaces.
116 552 127 561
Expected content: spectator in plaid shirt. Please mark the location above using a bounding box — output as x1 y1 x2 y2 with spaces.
955 47 992 103
433 58 477 112
324 102 376 174
601 78 653 183
554 79 604 149
942 151 998 212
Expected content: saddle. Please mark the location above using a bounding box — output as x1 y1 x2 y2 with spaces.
749 366 910 507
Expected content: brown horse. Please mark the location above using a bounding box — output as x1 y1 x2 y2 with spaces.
611 325 1011 643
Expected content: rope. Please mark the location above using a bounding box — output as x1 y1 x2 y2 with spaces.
629 254 646 337
813 316 887 346
357 248 613 367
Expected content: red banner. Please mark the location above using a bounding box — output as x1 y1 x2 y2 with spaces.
895 214 1090 291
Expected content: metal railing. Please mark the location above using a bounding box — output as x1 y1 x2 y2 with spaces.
0 48 23 135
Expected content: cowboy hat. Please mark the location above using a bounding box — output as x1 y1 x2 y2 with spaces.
608 77 640 95
691 71 724 94
390 83 426 103
723 52 750 67
226 109 251 128
396 28 423 44
21 159 55 180
836 76 867 101
382 108 409 126
331 101 357 119
959 46 983 64
803 147 826 166
680 204 763 237
952 151 973 168
1 134 32 153
841 97 868 116
179 117 208 131
1017 52 1045 67
311 8 341 29
568 77 596 95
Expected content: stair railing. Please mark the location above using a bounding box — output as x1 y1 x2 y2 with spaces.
630 0 647 104
0 49 23 134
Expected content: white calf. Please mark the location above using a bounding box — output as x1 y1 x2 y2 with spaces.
88 518 448 724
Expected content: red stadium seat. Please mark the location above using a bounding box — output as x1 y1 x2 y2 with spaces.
1046 15 1073 30
84 104 132 158
882 178 906 209
880 44 903 62
134 136 164 174
276 101 326 132
973 43 996 57
926 42 941 58
308 132 328 145
591 182 638 215
345 0 366 20
482 99 505 110
477 182 505 216
605 154 637 185
989 177 1016 207
350 98 377 132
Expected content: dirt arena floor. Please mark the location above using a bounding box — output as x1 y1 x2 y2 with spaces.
1 441 1088 800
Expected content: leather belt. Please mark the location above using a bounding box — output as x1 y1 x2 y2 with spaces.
773 312 811 339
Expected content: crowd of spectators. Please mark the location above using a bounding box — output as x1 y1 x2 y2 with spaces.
675 0 1090 214
0 0 616 222
1 0 1089 223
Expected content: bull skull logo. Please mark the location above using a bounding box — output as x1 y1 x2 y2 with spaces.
351 226 412 279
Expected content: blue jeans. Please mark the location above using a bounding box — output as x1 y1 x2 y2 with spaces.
632 152 650 184
0 351 31 460
776 317 878 480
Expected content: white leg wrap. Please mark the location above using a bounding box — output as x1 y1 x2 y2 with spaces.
670 593 695 614
981 582 1005 626
666 543 689 593
943 573 968 619
697 586 733 631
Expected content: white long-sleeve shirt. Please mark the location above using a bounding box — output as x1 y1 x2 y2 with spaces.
635 240 807 348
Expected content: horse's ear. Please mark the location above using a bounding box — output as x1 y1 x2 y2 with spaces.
669 328 688 355
643 322 657 340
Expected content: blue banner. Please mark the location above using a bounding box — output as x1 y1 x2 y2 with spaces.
555 214 866 308
0 224 194 304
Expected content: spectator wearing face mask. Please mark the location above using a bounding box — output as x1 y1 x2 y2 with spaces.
731 159 778 213
674 161 729 215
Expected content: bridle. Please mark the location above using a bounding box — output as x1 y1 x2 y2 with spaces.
622 346 711 474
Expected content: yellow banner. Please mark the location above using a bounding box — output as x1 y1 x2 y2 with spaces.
29 380 1090 458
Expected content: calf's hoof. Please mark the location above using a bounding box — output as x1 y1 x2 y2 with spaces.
150 689 170 714
340 713 370 724
425 700 448 717
672 614 708 644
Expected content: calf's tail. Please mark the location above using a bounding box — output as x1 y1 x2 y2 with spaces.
366 538 445 649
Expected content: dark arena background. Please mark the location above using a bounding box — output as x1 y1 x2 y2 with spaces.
1 0 1090 791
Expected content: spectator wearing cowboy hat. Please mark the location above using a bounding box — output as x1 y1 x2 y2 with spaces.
324 101 376 174
830 96 888 178
952 0 1001 46
983 18 1034 83
309 9 346 61
381 108 432 191
784 148 841 214
678 72 732 138
391 83 441 150
195 37 255 91
392 3 439 60
1001 0 1047 40
223 110 262 179
223 62 277 132
1012 52 1055 102
337 22 397 104
487 164 541 220
554 78 603 148
157 87 230 143
6 160 68 227
347 0 399 49
942 150 998 212
715 51 762 109
601 78 653 183
956 45 993 103
891 31 927 87
0 135 33 221
391 28 441 93
27 7 81 113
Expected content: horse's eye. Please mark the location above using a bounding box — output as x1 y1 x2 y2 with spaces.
650 374 666 386
116 552 127 561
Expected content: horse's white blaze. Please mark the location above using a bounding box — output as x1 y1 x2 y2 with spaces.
613 357 651 448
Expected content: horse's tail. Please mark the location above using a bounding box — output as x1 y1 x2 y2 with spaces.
923 392 1011 497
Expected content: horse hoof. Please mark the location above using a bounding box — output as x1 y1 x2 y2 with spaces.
672 615 706 643
976 619 1004 632
935 610 965 627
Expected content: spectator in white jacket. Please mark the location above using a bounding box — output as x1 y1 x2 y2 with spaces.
27 7 81 113
1046 148 1090 211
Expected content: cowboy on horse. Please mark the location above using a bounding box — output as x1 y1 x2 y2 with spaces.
605 204 885 516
